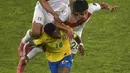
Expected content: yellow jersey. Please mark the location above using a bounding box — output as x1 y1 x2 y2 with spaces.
32 31 71 62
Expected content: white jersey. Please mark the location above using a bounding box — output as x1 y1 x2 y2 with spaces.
46 4 71 24
48 0 70 6
32 1 70 26
47 0 70 16
70 3 101 54
73 3 101 37
30 3 101 55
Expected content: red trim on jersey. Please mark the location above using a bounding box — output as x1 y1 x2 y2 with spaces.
65 12 92 28
77 12 91 26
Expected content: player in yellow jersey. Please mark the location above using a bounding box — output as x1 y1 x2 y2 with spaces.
22 23 75 73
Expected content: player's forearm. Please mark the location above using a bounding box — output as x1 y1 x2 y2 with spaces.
75 35 84 54
39 0 56 16
74 35 82 44
55 22 72 32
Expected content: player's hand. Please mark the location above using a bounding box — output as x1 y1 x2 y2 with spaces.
110 6 119 12
21 55 29 65
67 29 74 41
78 43 84 56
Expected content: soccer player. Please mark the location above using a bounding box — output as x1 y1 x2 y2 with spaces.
17 0 119 72
31 0 73 39
64 0 119 57
22 23 77 73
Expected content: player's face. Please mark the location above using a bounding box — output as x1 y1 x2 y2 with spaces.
74 9 88 20
51 28 62 39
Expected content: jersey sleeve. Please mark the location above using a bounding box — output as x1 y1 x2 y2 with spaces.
32 33 48 46
88 3 101 14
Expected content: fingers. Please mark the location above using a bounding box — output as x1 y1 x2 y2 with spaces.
78 45 84 56
111 6 119 12
80 49 84 56
68 29 74 41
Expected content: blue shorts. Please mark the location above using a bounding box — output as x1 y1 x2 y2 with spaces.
48 54 72 73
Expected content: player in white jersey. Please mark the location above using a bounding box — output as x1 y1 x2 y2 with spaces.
64 0 119 57
32 0 73 39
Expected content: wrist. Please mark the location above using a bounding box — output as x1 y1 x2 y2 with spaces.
53 13 58 17
66 25 72 30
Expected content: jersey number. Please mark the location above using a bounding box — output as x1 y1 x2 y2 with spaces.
71 42 78 49
56 42 63 48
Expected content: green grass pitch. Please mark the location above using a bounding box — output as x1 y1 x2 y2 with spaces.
0 0 129 73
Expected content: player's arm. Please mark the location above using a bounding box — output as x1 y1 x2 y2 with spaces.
64 20 85 28
100 3 119 12
55 22 74 40
88 3 119 13
39 0 62 23
73 34 84 56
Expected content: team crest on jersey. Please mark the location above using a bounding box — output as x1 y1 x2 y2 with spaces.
56 39 63 48
62 35 67 40
56 39 61 43
38 17 42 21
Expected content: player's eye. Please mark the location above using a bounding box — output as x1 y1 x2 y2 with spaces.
79 13 84 15
74 13 78 16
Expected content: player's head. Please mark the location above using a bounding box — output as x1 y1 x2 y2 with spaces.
44 23 62 39
73 0 88 19
73 0 88 12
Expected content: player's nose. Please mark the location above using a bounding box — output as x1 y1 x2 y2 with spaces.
82 14 88 19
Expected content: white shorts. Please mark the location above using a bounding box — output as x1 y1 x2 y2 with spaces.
32 1 48 26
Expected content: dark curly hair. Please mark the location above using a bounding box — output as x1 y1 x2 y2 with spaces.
73 0 88 12
44 23 56 36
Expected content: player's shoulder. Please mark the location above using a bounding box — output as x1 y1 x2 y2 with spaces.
60 30 69 40
40 32 50 40
88 3 100 9
88 3 101 13
60 30 67 36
